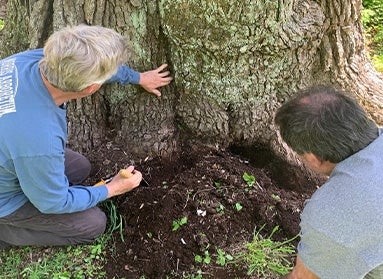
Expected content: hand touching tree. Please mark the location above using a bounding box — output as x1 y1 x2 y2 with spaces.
139 64 173 96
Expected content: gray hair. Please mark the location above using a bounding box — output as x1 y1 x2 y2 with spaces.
39 25 130 92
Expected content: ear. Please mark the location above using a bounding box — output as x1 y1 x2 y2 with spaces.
82 83 102 95
303 153 323 169
300 153 336 176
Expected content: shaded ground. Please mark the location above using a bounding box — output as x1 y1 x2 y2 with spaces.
86 142 313 279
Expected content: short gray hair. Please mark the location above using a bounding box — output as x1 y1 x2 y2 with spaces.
275 85 378 163
40 24 130 92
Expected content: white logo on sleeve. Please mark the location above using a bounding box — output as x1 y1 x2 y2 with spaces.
0 58 18 117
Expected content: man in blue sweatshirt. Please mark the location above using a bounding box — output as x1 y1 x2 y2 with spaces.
0 24 172 247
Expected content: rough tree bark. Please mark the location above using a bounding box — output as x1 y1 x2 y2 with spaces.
1 0 382 191
1 0 178 157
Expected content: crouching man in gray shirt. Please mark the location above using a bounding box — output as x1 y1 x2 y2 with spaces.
275 85 383 279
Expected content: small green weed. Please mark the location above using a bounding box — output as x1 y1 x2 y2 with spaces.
271 194 281 201
216 248 233 266
214 181 222 188
215 204 225 214
242 172 256 187
234 225 297 277
172 216 188 231
0 19 4 31
189 270 203 279
234 202 243 211
194 250 211 265
102 199 124 241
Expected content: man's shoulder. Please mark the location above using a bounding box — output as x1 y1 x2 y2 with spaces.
1 49 42 63
8 48 43 58
301 157 383 238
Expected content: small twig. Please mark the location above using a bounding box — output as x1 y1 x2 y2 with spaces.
183 191 190 209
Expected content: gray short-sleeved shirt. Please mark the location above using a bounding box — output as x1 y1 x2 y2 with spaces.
298 132 383 279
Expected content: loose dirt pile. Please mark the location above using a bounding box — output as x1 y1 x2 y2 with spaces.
86 142 312 278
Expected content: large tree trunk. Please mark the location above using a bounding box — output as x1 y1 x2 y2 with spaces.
160 0 383 190
1 0 382 191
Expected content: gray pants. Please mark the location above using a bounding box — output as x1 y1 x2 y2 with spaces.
0 149 107 248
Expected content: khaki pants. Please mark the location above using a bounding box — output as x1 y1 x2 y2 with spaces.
0 149 106 248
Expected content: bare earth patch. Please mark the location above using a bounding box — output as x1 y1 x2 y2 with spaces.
85 141 312 278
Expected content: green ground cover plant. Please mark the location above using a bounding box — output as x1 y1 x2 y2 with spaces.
172 216 188 231
0 241 106 279
363 0 383 71
233 226 297 277
0 200 121 279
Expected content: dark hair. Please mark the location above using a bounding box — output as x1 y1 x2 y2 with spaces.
274 85 378 163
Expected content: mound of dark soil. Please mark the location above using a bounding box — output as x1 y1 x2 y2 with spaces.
86 143 312 279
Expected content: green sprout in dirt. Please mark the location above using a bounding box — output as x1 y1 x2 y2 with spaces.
146 232 153 239
102 200 124 242
271 194 281 201
216 248 233 266
172 216 188 231
234 202 243 211
214 181 222 188
234 225 297 277
215 203 225 214
242 172 256 187
194 250 211 265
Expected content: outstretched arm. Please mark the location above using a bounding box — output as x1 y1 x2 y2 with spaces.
108 64 172 96
139 64 173 96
